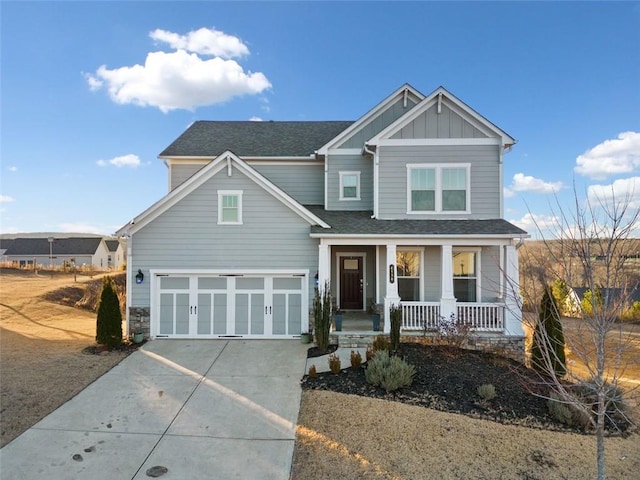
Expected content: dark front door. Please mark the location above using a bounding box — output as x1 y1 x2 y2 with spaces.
340 256 363 310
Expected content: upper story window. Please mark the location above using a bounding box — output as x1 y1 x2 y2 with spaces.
397 249 422 301
407 164 470 213
339 171 361 201
218 190 243 225
453 250 479 302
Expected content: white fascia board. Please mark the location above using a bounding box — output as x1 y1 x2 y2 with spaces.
308 234 528 246
326 148 363 155
366 87 516 147
378 138 502 147
316 83 425 155
246 160 324 166
117 150 330 236
151 268 309 276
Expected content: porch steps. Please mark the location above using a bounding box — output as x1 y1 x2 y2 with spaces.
332 331 377 348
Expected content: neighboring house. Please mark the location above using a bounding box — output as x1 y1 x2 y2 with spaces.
0 239 14 262
3 237 111 268
117 84 528 357
105 239 126 269
566 286 640 317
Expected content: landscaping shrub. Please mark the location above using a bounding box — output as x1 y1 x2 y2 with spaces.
365 345 374 362
328 353 341 374
435 314 471 349
372 335 390 352
573 379 630 430
531 286 566 377
308 364 317 378
547 391 591 429
350 350 362 370
313 281 332 351
389 304 402 351
95 276 122 349
365 350 416 392
551 279 570 317
477 383 496 401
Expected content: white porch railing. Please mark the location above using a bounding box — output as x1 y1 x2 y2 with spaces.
401 301 504 332
401 302 441 330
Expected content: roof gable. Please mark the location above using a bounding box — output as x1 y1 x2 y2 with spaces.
117 151 330 236
159 121 353 158
367 86 516 147
316 84 425 155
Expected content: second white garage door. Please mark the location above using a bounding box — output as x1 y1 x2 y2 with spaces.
152 272 307 338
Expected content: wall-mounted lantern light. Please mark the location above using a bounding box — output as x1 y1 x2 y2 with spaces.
135 269 144 284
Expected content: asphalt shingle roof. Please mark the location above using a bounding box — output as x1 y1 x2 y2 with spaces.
4 238 103 256
159 121 354 157
306 207 528 236
105 240 120 252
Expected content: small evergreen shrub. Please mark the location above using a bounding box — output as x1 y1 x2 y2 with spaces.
365 345 374 362
372 335 390 352
308 364 317 378
572 379 630 430
477 383 496 401
365 350 416 392
328 353 341 374
96 276 122 349
547 391 591 429
350 350 362 370
313 281 332 351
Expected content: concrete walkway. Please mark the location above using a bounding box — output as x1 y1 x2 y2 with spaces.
0 339 308 480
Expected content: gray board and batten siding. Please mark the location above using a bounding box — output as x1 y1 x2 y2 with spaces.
391 103 489 140
130 166 319 307
337 98 418 149
377 144 502 219
170 162 325 206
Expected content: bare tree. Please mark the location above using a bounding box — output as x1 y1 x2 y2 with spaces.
517 185 639 480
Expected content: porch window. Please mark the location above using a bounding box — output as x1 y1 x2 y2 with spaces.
339 171 360 200
397 249 422 301
453 251 477 302
218 190 243 224
407 164 470 213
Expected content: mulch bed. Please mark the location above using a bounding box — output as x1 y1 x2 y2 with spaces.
82 342 143 355
302 343 623 434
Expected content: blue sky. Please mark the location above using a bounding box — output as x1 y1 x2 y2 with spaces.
1 1 639 238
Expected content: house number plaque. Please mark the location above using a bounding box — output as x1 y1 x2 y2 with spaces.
389 264 395 283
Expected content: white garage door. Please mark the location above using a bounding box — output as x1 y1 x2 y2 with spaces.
152 272 307 338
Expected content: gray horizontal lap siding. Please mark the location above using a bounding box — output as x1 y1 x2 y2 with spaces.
251 163 324 205
378 145 501 219
171 164 206 190
131 168 318 307
338 98 418 149
327 154 373 211
391 104 488 139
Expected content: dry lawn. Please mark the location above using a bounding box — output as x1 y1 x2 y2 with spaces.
293 390 639 480
0 269 129 447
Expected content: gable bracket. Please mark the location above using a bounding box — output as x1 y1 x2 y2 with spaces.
227 156 232 176
437 92 442 114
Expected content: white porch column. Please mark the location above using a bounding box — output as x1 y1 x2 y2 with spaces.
317 242 330 292
440 245 456 320
383 243 400 334
504 244 524 336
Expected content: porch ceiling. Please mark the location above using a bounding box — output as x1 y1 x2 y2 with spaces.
306 206 528 237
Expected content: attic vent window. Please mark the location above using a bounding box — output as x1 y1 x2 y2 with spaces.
218 190 243 225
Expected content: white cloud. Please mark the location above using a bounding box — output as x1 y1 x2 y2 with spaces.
8 166 17 172
0 195 16 203
511 212 559 233
587 176 640 208
97 154 141 168
150 27 249 59
574 131 640 180
249 116 263 121
505 173 562 196
86 27 271 113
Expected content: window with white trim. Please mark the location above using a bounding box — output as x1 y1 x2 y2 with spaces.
407 164 470 213
397 249 422 301
339 171 360 201
453 250 478 302
218 190 243 224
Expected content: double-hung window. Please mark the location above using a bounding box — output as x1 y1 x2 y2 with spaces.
339 171 360 201
453 250 479 302
407 164 470 213
218 190 243 225
396 249 422 301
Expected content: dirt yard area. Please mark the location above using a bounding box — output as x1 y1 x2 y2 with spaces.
0 269 130 447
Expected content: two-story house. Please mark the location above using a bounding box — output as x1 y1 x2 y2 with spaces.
117 84 528 357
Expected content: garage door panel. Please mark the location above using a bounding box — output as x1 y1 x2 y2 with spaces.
251 293 265 335
175 294 190 334
159 293 174 335
288 294 302 335
213 293 227 334
272 294 286 335
197 293 212 335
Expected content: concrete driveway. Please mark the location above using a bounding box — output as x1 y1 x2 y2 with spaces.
0 339 308 480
